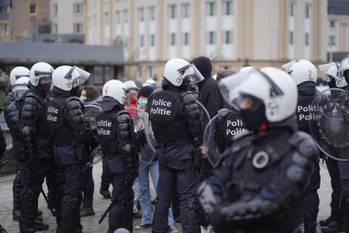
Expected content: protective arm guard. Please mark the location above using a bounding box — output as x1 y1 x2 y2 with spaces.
3 92 14 111
181 92 203 147
116 112 138 184
66 98 97 146
20 97 41 159
4 102 20 136
218 132 317 223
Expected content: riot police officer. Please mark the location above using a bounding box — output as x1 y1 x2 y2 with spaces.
4 68 30 221
284 60 320 233
18 62 61 233
46 65 96 233
316 62 345 232
198 67 317 233
148 58 204 233
4 77 32 221
336 56 349 233
95 80 137 233
4 66 30 110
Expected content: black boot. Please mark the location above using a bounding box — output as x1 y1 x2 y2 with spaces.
304 223 317 233
13 172 21 221
80 200 95 217
34 218 49 231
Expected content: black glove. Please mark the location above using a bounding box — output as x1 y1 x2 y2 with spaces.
135 129 146 147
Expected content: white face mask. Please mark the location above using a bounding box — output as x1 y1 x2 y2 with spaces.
79 96 87 102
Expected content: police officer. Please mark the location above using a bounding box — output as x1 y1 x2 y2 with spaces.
46 65 96 233
284 60 320 233
148 58 204 233
95 80 137 233
4 67 30 221
4 66 30 110
19 62 61 233
4 77 32 221
315 62 345 232
198 67 317 233
336 56 349 233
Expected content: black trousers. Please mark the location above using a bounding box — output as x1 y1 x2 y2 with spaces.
153 163 199 233
108 172 134 233
20 159 62 233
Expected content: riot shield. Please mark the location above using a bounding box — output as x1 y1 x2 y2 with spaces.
195 100 211 132
84 104 103 166
203 111 224 166
309 88 349 161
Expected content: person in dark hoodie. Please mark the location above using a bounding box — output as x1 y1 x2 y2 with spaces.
283 60 321 233
192 56 225 118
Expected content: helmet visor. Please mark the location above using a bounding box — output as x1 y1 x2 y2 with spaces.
64 66 91 89
218 68 284 109
177 64 205 86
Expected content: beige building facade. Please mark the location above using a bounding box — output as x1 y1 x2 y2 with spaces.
50 0 85 35
0 0 50 41
86 0 328 81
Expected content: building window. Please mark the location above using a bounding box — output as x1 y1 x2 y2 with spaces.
53 4 58 15
123 9 128 23
168 5 176 19
206 2 216 16
115 10 120 24
73 23 83 34
224 30 232 44
148 66 153 78
330 20 336 28
289 1 295 17
140 35 144 47
138 7 144 21
207 31 216 44
305 32 309 46
181 3 190 18
223 0 233 15
305 3 311 19
183 32 189 45
329 35 336 46
73 3 83 14
289 31 294 45
150 34 155 47
138 66 143 78
29 4 36 14
149 6 155 21
170 33 176 46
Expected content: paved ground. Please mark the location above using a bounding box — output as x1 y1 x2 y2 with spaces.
0 161 335 233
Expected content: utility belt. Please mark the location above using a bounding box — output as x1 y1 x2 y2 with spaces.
157 139 191 148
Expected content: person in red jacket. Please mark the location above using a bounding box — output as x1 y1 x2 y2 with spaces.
124 80 139 120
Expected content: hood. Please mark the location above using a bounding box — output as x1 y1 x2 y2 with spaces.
192 56 212 80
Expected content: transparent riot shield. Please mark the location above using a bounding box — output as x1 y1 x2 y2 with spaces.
84 104 103 166
309 88 349 161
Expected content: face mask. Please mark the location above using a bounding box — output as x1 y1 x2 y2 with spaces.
80 96 87 102
240 96 268 132
138 98 148 109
